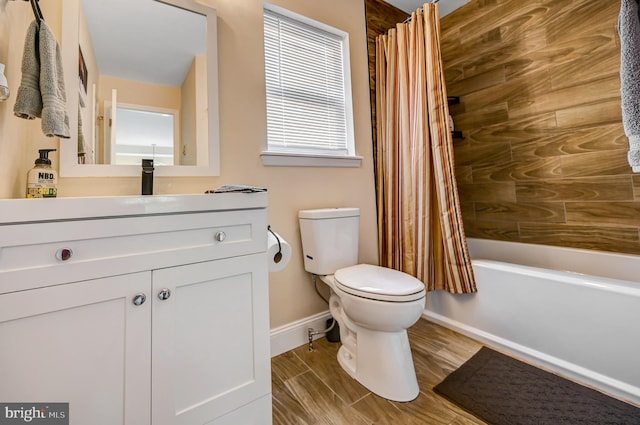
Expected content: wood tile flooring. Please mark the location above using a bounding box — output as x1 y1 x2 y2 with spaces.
271 319 489 425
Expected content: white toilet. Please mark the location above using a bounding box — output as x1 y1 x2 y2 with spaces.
298 207 426 402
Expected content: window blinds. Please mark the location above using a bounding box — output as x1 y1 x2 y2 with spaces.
263 9 350 155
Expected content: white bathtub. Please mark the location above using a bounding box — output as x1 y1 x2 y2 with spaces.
425 238 640 405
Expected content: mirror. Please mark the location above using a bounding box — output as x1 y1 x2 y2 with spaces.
60 0 220 177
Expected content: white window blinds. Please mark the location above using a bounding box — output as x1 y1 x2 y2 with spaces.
263 8 353 156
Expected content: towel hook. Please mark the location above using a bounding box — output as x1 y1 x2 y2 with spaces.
29 0 44 25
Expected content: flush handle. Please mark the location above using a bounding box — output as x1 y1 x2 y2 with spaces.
158 289 172 301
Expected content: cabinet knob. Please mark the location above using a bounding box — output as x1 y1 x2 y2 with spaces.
158 288 172 301
55 248 73 262
132 293 147 306
215 231 227 242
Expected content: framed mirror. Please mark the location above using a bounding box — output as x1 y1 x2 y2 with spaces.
60 0 220 177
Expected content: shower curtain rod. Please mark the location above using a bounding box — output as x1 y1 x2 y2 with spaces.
403 0 440 24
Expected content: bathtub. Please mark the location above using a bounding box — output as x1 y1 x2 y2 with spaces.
424 238 640 405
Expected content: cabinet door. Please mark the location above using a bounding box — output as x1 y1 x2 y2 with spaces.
0 273 152 425
152 254 271 425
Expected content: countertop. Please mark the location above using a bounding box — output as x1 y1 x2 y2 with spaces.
0 193 268 225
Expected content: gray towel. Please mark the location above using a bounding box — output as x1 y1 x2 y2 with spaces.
13 21 42 120
39 21 70 138
619 0 640 172
13 20 70 139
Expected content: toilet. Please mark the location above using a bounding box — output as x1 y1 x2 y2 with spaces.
298 207 426 402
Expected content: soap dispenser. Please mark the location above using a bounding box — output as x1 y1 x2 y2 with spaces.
26 149 57 198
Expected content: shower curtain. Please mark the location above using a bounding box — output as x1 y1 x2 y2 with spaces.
374 3 476 294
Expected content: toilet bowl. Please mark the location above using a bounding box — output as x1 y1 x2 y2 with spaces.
298 208 426 402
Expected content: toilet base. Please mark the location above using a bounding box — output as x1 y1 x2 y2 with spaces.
337 327 419 402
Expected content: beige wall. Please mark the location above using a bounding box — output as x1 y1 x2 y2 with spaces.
181 58 198 166
0 0 378 329
180 54 207 166
98 75 181 109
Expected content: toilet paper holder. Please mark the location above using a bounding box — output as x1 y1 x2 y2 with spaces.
267 225 282 264
267 225 291 272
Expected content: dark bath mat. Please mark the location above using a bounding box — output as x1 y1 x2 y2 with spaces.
434 347 640 425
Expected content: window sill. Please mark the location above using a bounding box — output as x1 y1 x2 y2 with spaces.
261 152 363 168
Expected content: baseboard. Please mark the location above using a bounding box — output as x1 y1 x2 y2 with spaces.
422 311 640 406
270 310 332 357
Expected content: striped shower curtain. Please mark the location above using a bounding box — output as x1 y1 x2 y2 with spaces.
374 3 476 293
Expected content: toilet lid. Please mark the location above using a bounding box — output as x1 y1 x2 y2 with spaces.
334 264 425 302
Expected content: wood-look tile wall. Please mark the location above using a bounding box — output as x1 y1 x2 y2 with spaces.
440 0 640 255
364 0 409 151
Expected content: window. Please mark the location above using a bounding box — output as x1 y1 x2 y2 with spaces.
262 4 360 167
113 106 176 166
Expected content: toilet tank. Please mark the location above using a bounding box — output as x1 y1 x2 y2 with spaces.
298 208 360 275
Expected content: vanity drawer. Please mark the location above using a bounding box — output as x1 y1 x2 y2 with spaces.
0 209 267 293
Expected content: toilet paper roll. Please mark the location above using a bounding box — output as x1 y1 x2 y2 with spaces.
267 229 291 272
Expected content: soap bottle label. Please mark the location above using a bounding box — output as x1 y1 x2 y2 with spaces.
26 171 57 198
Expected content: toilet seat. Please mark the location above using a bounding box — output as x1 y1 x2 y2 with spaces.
334 264 425 302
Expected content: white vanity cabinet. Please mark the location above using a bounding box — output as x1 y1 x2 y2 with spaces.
0 194 272 425
0 272 153 423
